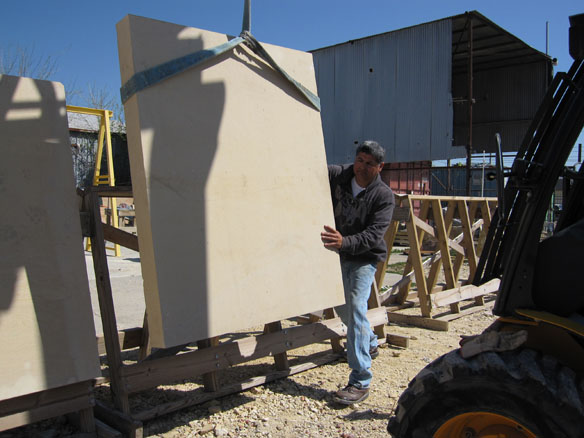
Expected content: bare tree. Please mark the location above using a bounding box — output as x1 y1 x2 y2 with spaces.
84 82 126 132
0 45 58 80
0 44 82 101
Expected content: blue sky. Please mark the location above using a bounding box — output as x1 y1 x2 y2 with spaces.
1 0 582 161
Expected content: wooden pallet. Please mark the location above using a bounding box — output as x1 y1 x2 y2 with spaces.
84 186 408 437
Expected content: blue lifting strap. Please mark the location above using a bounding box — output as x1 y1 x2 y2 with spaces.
120 36 244 104
241 31 321 112
120 0 320 111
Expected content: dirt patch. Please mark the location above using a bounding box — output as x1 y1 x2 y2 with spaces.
3 303 496 438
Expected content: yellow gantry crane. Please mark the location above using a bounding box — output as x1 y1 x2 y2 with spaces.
68 105 121 257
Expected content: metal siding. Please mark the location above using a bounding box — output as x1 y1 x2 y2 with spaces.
430 167 498 197
313 20 453 164
453 61 549 153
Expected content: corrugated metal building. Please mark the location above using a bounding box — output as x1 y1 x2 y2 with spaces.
311 11 552 166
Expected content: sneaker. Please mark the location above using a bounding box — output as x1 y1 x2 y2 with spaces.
340 345 379 360
333 384 370 405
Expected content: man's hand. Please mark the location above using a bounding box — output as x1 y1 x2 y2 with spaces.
321 225 343 250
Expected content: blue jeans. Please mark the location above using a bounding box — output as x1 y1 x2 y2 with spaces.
335 260 378 389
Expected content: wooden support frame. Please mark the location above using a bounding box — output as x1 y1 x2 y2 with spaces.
0 381 96 436
82 186 405 437
378 195 498 330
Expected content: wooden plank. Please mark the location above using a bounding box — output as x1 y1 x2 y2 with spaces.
376 219 400 288
407 198 431 316
122 308 388 393
0 381 93 417
376 195 407 289
412 214 436 237
457 199 478 277
0 394 94 432
432 299 496 322
431 279 500 308
87 191 130 414
408 195 497 202
95 186 134 198
102 223 139 252
387 312 450 331
412 214 465 255
368 281 387 339
386 333 410 348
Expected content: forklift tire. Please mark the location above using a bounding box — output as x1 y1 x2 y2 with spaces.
387 348 584 438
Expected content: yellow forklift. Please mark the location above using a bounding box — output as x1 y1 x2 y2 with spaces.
388 13 584 438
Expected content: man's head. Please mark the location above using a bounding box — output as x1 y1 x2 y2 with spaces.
353 140 385 188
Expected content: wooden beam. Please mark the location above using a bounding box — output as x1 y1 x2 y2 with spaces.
323 308 344 353
86 191 130 414
412 215 465 255
102 224 139 252
387 312 450 331
431 279 500 308
386 333 410 348
407 198 431 316
197 337 220 392
0 381 95 432
92 185 134 198
121 308 388 393
264 322 289 371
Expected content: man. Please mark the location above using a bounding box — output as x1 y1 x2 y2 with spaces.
321 140 394 405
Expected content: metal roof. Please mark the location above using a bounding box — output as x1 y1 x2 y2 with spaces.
313 11 551 71
450 11 551 75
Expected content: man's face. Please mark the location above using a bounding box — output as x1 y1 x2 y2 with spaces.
353 152 384 187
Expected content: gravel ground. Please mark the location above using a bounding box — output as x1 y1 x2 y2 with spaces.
2 303 496 438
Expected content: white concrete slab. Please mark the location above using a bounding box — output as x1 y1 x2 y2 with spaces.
0 75 101 400
117 15 344 347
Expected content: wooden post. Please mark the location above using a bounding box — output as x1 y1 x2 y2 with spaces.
86 189 130 414
367 280 387 339
323 308 344 353
197 338 220 392
264 322 289 371
406 198 431 316
138 312 151 361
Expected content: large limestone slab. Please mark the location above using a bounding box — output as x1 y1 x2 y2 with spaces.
0 75 101 400
117 15 344 348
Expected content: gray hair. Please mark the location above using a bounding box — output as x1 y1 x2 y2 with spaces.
356 140 385 164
